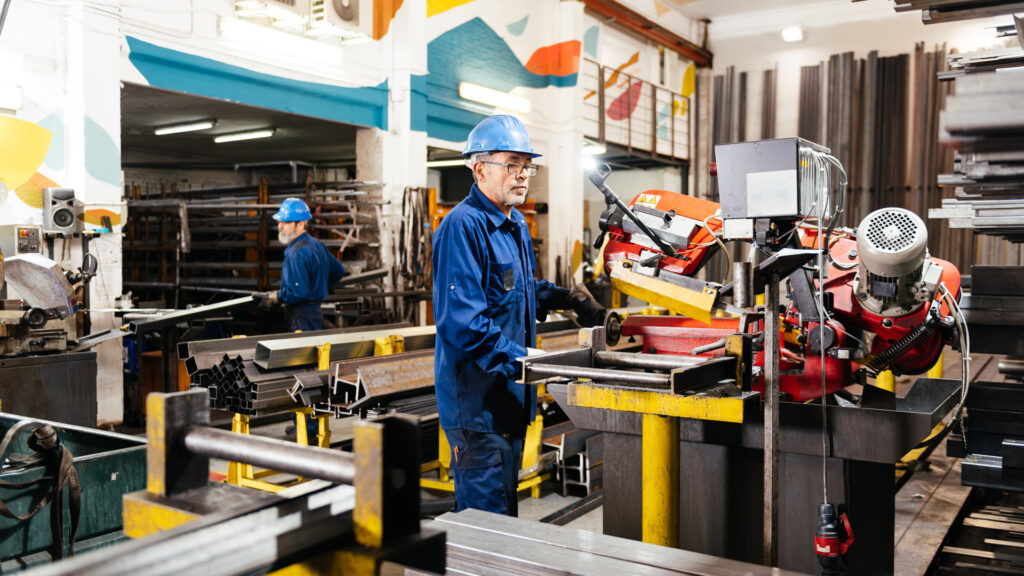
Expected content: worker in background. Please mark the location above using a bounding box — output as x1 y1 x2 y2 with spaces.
256 198 346 332
432 114 606 516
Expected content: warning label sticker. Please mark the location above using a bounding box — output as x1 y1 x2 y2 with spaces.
635 194 661 208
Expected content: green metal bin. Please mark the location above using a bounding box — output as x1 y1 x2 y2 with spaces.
0 413 146 566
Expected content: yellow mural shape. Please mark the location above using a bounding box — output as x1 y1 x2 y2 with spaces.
14 172 59 209
654 1 669 17
427 0 476 17
682 62 695 97
0 116 52 191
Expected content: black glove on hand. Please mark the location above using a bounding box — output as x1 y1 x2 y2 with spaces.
567 284 606 328
253 291 279 309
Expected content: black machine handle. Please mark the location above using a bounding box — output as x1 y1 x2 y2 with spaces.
587 164 679 258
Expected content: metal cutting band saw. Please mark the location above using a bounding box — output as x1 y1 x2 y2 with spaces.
522 137 967 575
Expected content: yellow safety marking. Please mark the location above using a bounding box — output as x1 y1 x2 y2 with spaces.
122 492 200 538
373 336 393 356
642 413 679 547
316 342 331 371
927 352 944 379
420 478 457 492
569 382 745 423
353 424 383 549
876 370 896 393
609 261 717 325
146 394 167 496
390 335 405 353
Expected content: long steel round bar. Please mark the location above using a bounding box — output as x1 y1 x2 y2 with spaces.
594 351 704 371
183 426 356 484
526 364 669 386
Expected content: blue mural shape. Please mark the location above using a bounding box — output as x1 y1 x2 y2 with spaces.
37 110 65 171
506 15 529 36
656 102 673 140
583 25 599 58
421 17 578 142
85 115 120 186
126 36 389 131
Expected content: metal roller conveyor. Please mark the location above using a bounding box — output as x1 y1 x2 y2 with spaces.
182 426 355 484
593 350 705 370
526 363 671 386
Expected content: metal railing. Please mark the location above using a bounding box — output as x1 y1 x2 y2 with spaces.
581 58 691 162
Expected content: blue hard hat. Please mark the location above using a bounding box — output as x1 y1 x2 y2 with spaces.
462 115 541 159
273 198 312 222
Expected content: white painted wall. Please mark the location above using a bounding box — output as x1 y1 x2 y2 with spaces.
708 0 1015 141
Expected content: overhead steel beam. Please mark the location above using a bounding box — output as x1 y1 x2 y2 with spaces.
581 0 712 67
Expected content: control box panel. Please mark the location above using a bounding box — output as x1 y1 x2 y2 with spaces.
0 225 44 256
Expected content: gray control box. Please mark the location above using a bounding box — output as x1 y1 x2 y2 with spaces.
0 225 44 257
714 137 829 220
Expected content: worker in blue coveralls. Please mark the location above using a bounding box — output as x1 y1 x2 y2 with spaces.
255 198 346 332
432 115 606 516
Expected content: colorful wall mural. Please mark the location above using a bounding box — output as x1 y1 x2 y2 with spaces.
418 2 582 143
125 36 390 131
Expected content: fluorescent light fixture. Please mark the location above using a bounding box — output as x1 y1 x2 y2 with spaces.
582 141 606 155
214 128 276 143
154 119 217 136
782 26 803 42
458 82 531 114
426 159 468 168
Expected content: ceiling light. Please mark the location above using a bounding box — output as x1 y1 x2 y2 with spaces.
582 156 597 172
458 82 531 114
154 119 217 136
426 159 467 168
214 128 276 143
782 26 803 42
582 140 606 155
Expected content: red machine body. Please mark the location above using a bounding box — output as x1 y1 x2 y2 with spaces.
608 190 962 401
602 190 722 277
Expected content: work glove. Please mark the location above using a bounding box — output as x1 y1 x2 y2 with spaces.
253 291 279 309
566 284 606 328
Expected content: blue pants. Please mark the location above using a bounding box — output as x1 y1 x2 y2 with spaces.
445 429 523 517
286 302 323 332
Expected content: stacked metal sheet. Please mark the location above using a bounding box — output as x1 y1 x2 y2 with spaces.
931 70 1024 241
426 509 805 576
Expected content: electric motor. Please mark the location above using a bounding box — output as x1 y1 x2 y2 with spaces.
853 208 941 317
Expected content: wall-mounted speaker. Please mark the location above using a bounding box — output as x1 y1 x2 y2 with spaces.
42 188 78 234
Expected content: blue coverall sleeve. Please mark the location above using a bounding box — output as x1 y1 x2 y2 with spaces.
327 255 346 287
435 220 527 380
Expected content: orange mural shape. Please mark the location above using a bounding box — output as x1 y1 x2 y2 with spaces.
525 40 581 77
14 171 60 209
82 208 122 228
373 0 404 40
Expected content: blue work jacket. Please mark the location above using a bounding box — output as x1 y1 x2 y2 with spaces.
433 184 569 436
278 233 346 305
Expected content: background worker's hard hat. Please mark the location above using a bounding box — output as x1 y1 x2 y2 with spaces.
462 115 541 159
273 198 312 222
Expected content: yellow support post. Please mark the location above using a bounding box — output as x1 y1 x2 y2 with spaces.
877 370 896 393
227 413 252 485
927 352 944 379
642 413 679 547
